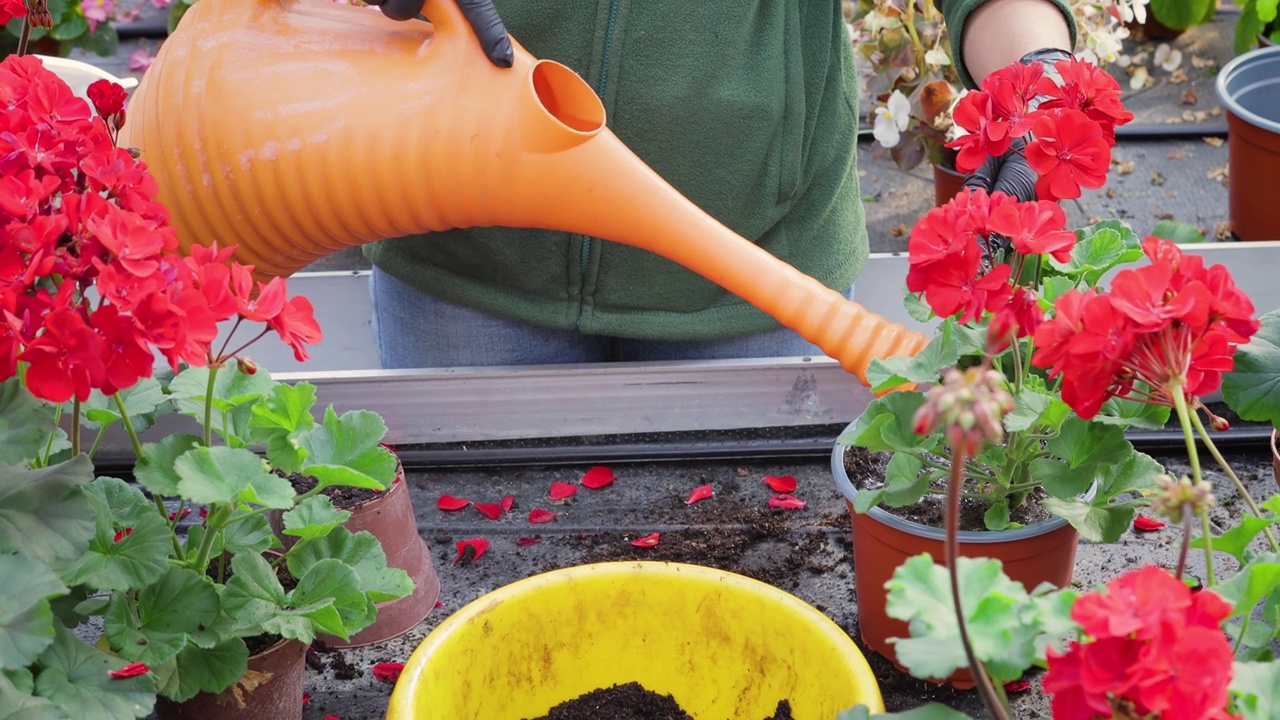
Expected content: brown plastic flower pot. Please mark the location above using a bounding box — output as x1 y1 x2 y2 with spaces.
271 466 441 648
1216 46 1280 241
831 438 1083 689
154 638 307 720
932 163 967 207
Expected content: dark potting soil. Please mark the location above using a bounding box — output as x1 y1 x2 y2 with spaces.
244 632 284 656
842 445 1051 532
275 469 382 510
522 682 794 720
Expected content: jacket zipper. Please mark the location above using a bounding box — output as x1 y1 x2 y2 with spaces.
578 0 620 304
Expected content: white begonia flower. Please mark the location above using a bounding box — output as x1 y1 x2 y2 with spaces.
924 46 951 67
1122 0 1148 25
1154 43 1183 72
873 90 911 148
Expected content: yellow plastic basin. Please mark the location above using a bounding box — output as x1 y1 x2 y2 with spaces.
386 561 883 720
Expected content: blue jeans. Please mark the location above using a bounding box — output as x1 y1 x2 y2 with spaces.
369 267 856 368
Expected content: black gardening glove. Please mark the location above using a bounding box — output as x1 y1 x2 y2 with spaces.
364 0 514 68
962 47 1074 202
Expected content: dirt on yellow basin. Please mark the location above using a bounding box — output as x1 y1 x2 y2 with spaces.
386 561 883 720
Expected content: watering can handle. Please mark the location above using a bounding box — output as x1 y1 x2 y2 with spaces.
368 0 513 66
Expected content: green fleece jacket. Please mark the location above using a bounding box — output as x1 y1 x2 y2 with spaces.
363 0 1074 341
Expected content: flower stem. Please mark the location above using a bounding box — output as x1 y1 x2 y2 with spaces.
1171 387 1216 585
945 448 1009 720
16 17 30 56
1190 410 1279 552
1174 505 1192 580
115 393 186 561
203 365 218 447
1200 511 1216 587
71 398 80 457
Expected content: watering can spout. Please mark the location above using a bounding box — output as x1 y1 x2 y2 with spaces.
119 0 928 385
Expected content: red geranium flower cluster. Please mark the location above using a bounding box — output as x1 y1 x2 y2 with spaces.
1031 238 1259 419
1043 566 1237 720
949 57 1134 201
906 186 1075 343
0 55 321 403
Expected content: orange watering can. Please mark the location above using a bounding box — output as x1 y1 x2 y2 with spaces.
118 0 927 385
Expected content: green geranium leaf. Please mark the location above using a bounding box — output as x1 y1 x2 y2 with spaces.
297 408 397 491
1150 219 1205 244
1046 418 1131 470
1215 560 1280 620
168 362 275 447
903 292 934 323
885 554 1038 682
0 556 66 671
839 392 935 455
1096 451 1165 502
134 435 203 497
77 21 117 56
836 703 972 720
1029 586 1080 658
0 672 66 720
1041 496 1141 544
984 500 1011 532
1056 220 1143 286
1149 0 1214 29
1232 660 1280 720
1004 387 1055 433
290 558 373 641
286 528 412 604
55 496 169 592
1028 458 1097 500
222 512 279 555
46 12 85 41
0 380 57 466
1039 275 1077 305
1222 309 1280 427
249 382 317 473
33 625 154 720
1093 394 1171 430
78 380 167 433
151 636 248 704
868 324 960 391
1191 515 1276 564
0 456 95 563
220 554 318 643
175 447 294 509
86 478 154 527
282 496 350 541
103 567 219 666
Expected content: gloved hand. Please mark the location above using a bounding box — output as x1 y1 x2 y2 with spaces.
364 0 514 68
961 47 1074 203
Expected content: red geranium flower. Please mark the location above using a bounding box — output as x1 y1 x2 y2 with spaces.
1025 108 1111 200
86 79 128 121
987 200 1077 263
1035 56 1134 145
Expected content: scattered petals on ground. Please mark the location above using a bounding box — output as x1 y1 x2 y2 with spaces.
516 536 542 547
1004 679 1031 693
108 662 149 679
549 481 578 501
768 494 806 510
1132 516 1167 532
528 508 558 524
452 538 490 565
500 494 515 513
436 494 471 511
127 48 155 73
685 484 714 505
763 475 798 493
580 465 615 489
473 502 502 520
371 662 405 684
630 533 661 548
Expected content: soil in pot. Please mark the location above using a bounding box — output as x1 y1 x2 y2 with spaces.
523 682 794 720
275 469 383 509
841 445 1051 530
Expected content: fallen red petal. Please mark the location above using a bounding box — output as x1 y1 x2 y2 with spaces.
168 508 191 522
452 538 490 566
500 494 515 513
549 481 578 501
516 536 542 547
1004 679 1031 693
302 691 311 706
474 502 503 520
198 506 209 519
433 601 443 608
630 533 661 548
580 466 615 489
768 494 806 510
324 716 342 720
1133 516 1167 532
763 475 798 493
436 494 471 512
528 508 558 524
371 661 404 683
108 661 149 679
685 485 714 505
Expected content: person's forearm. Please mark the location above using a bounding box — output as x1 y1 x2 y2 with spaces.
961 0 1071 84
